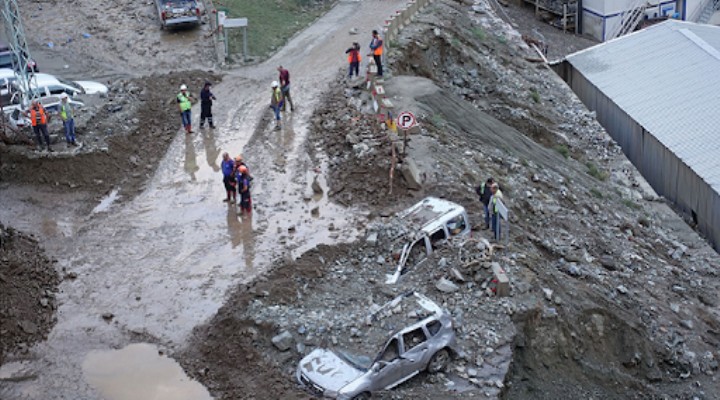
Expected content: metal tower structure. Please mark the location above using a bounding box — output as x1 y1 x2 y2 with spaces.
2 0 38 107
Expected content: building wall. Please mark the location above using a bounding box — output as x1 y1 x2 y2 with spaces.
556 61 720 251
582 0 679 41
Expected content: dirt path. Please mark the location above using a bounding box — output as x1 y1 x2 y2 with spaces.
0 1 406 398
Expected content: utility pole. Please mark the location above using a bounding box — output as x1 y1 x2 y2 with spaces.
2 0 38 108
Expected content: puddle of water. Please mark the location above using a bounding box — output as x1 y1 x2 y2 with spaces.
82 343 212 400
91 188 120 214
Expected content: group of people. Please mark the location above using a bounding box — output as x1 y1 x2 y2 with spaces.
476 177 504 240
221 152 253 213
345 29 384 78
25 93 78 152
177 81 217 134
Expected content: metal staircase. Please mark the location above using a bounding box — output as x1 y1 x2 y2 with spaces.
698 0 720 23
607 0 648 41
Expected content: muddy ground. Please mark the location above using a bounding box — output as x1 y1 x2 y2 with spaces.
1 70 221 202
0 224 59 366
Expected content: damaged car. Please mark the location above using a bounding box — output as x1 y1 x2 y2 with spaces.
385 197 471 284
155 0 201 29
297 292 458 399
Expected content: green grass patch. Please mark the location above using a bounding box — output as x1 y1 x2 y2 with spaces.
472 27 486 41
589 188 603 199
224 0 335 60
430 113 446 127
586 162 609 181
623 199 641 210
451 37 461 47
496 34 507 44
530 88 540 103
554 144 570 159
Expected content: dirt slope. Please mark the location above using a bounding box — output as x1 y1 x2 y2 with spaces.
0 224 59 365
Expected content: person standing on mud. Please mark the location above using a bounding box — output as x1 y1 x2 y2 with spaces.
221 152 236 203
476 177 495 230
345 42 361 78
369 30 384 77
277 65 294 112
237 165 252 213
270 81 284 129
24 100 52 152
177 84 193 134
59 93 77 146
199 81 216 129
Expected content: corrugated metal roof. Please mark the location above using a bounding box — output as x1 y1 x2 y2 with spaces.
565 20 720 192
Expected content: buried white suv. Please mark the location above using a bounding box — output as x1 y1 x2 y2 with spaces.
296 292 458 399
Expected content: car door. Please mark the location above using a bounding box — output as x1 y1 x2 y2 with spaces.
399 327 431 374
368 338 407 391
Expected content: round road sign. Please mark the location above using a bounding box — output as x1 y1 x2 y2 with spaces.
397 111 417 130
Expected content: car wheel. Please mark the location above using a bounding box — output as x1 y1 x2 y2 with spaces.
351 393 371 400
426 349 450 373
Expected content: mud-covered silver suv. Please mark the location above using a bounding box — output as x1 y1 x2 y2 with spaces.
296 292 458 399
155 0 201 29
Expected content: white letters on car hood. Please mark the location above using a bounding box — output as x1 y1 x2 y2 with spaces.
299 349 364 393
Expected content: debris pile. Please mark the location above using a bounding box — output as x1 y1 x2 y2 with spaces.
0 224 60 365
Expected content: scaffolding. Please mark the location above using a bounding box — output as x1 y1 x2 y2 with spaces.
1 0 38 108
524 0 579 32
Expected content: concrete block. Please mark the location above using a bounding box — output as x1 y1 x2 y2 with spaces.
491 264 510 297
400 157 422 190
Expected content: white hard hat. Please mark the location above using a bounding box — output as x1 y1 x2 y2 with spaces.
60 93 69 99
180 84 187 90
271 81 279 88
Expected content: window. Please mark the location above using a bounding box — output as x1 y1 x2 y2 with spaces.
429 229 447 249
446 215 467 236
380 338 399 362
402 240 427 274
426 320 442 336
402 328 427 351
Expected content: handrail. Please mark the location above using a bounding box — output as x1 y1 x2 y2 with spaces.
606 0 646 40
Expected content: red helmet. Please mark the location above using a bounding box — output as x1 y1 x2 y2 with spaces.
238 165 248 174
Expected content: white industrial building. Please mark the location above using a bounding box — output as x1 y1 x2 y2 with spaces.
554 20 720 251
580 0 717 41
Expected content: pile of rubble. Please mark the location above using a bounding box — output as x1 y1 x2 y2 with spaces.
0 224 60 365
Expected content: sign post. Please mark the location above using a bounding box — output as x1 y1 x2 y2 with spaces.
396 111 416 156
495 198 509 244
219 16 249 62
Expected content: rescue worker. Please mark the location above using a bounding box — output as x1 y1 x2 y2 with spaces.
345 42 361 77
475 177 495 230
221 152 236 203
489 183 504 240
59 93 77 146
369 30 384 77
270 81 284 128
277 65 294 112
24 99 52 152
199 81 217 129
237 165 252 213
177 84 193 134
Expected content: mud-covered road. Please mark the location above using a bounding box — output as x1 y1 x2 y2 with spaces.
0 1 407 398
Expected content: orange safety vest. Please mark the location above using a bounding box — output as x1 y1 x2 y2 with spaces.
373 37 383 56
29 105 47 126
347 50 361 64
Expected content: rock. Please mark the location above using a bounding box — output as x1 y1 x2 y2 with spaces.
400 158 422 190
680 320 694 330
567 264 581 276
436 277 459 293
311 176 323 194
64 271 78 280
599 255 617 271
101 312 114 321
345 133 360 145
616 285 628 295
450 267 465 282
272 331 294 351
542 288 553 301
18 320 38 334
310 207 320 217
671 247 685 260
467 367 478 377
439 258 448 268
366 232 378 244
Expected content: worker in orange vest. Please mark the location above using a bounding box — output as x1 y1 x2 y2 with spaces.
369 30 384 77
345 42 361 77
24 100 53 152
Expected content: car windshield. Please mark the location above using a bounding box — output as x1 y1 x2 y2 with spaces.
57 78 83 91
336 349 372 371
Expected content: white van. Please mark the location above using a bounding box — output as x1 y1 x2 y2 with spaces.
386 197 471 284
